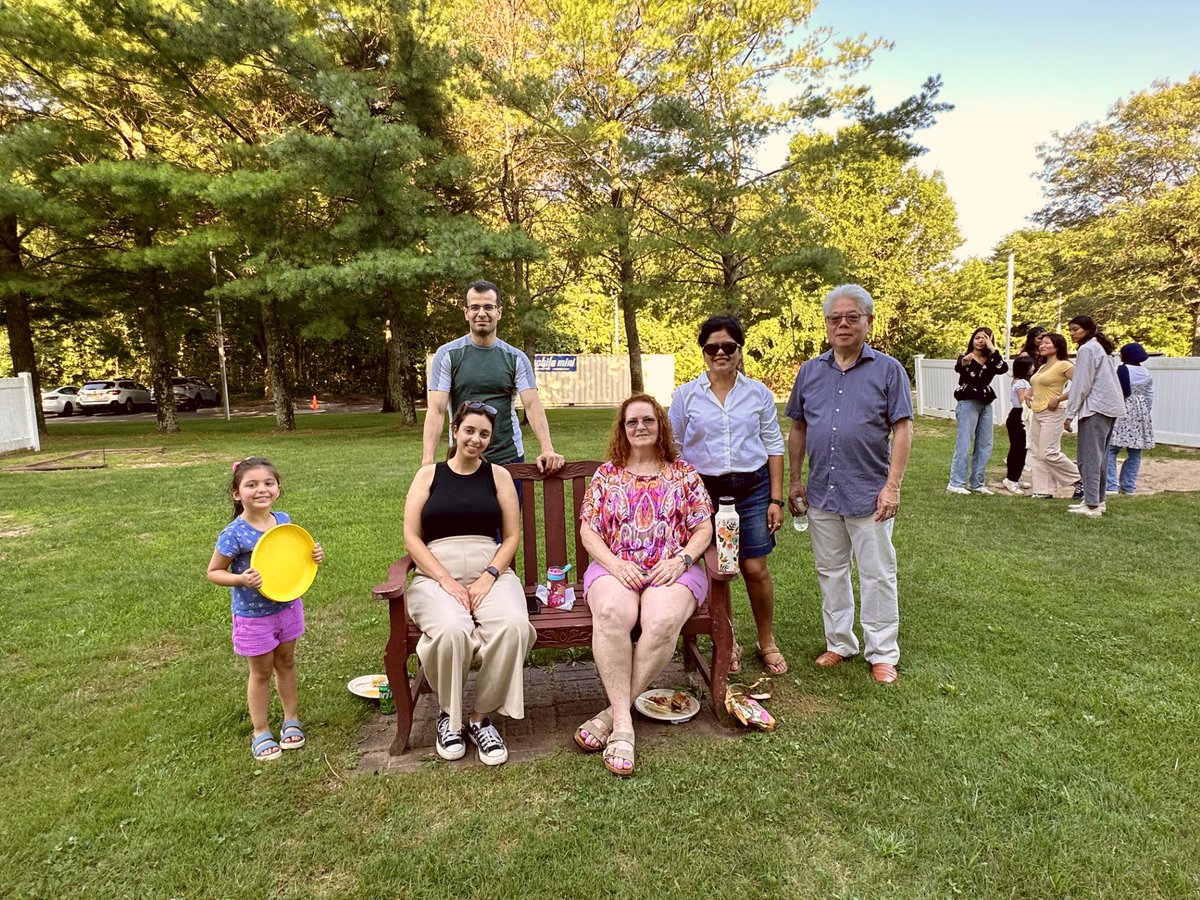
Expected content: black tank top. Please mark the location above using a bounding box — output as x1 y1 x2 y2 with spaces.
420 461 502 542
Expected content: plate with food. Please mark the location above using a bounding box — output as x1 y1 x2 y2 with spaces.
250 523 318 602
634 689 700 723
347 674 387 700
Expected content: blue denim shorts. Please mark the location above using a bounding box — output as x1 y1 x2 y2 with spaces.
700 465 775 560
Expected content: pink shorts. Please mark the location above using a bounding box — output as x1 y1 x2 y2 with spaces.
232 600 305 657
583 560 709 608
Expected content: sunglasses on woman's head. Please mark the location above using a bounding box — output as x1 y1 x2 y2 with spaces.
702 341 740 357
464 400 497 415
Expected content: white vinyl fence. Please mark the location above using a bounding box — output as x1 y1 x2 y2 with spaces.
0 372 40 453
914 355 1200 448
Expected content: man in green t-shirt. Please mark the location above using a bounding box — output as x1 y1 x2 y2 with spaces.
422 280 565 471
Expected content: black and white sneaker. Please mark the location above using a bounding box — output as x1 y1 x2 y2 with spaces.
466 716 508 766
435 711 465 761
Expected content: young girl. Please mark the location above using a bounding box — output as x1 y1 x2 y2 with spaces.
207 457 324 761
1002 356 1035 494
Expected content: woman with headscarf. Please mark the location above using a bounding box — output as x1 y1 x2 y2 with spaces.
1107 342 1155 495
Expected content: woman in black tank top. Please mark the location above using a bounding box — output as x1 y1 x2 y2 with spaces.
401 402 532 766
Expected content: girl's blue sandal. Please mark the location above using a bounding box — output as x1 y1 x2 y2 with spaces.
251 732 282 761
280 719 305 750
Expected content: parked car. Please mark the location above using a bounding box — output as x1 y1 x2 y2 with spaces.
78 379 153 414
151 377 221 411
41 385 83 417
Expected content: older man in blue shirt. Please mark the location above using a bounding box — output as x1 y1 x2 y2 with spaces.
786 284 913 684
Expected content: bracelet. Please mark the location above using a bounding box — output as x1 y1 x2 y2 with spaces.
769 498 784 508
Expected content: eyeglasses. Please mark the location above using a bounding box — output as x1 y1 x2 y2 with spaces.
624 416 658 430
463 400 497 415
466 303 498 313
701 341 740 357
825 313 865 325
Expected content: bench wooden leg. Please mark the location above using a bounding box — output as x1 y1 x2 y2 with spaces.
384 598 415 755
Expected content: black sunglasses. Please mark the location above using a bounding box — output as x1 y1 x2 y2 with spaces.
702 341 740 357
463 400 497 415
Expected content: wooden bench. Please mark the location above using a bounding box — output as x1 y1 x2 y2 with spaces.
373 460 735 755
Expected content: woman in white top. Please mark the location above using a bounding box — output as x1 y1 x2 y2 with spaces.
1107 342 1155 494
668 316 788 675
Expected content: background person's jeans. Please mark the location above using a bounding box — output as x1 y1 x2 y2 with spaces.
949 399 994 489
1107 446 1142 493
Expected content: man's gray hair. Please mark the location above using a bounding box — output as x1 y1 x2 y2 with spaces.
823 284 874 316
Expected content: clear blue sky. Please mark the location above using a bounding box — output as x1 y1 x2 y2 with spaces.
793 0 1200 258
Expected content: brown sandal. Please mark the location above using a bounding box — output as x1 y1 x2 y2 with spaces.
756 642 789 675
729 643 743 675
603 731 635 777
573 709 613 752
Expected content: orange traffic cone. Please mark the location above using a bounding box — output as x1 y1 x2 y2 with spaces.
310 395 319 410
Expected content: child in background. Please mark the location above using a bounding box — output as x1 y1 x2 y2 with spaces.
207 457 324 761
1003 357 1035 494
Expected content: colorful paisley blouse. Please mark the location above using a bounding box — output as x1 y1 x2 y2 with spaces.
581 460 713 570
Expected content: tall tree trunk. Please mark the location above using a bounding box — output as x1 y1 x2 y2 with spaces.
383 294 418 424
1190 298 1200 357
261 296 295 431
613 191 644 393
0 215 45 435
135 230 179 435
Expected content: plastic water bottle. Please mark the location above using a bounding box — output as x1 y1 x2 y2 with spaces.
546 566 567 608
793 498 808 532
715 496 740 574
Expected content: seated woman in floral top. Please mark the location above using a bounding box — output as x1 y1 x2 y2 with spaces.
575 393 713 777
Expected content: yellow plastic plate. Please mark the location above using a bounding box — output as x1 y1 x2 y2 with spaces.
249 523 317 602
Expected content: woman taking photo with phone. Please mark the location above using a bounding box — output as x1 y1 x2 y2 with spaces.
946 327 1008 495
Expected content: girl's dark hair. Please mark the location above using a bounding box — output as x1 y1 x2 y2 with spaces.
448 401 497 460
1040 332 1070 363
698 315 745 348
1012 356 1035 380
607 394 677 468
964 326 994 355
1020 326 1047 358
1068 315 1115 354
229 456 280 520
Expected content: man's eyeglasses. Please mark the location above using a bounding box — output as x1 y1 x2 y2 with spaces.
701 341 740 357
825 313 865 325
466 304 498 313
463 400 497 415
624 416 657 430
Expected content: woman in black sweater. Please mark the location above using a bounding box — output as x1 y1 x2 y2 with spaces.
947 327 1009 495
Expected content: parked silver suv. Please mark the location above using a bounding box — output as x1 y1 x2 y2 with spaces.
79 379 153 414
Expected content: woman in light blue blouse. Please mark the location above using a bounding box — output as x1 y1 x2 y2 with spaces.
668 316 788 674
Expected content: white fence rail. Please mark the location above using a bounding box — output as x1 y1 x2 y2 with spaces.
0 372 40 453
914 355 1200 448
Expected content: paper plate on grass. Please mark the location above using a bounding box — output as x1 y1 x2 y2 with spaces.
634 689 700 723
347 674 387 700
249 523 317 602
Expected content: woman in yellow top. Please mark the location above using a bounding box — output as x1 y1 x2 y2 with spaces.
1028 332 1080 499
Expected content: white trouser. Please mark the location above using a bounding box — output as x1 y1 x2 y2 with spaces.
808 506 899 665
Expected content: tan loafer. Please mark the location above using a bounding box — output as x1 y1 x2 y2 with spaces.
815 651 854 668
870 662 898 684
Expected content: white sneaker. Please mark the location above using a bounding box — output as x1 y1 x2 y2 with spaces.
946 485 971 495
1002 479 1024 495
1068 501 1106 512
972 485 994 495
1019 480 1032 489
1068 504 1104 517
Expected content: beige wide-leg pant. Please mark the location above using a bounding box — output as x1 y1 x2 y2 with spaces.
406 536 534 731
1030 408 1080 495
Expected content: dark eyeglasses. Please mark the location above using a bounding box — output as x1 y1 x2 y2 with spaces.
463 400 497 415
702 341 740 357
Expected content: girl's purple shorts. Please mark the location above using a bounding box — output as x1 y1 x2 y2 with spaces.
232 600 305 657
583 560 709 607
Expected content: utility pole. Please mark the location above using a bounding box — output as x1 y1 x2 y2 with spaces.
1056 292 1063 331
1004 248 1015 358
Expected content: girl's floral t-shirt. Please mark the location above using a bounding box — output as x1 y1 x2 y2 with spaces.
581 460 712 570
215 511 296 617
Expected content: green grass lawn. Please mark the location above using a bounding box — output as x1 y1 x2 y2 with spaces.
2 410 1199 898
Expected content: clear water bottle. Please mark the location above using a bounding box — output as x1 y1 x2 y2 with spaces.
792 498 808 532
714 496 740 574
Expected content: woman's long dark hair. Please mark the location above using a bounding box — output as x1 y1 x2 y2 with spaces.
1020 327 1047 358
1040 333 1070 364
964 326 994 356
447 402 497 460
1068 315 1115 354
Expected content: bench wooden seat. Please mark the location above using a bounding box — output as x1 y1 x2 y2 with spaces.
372 460 735 755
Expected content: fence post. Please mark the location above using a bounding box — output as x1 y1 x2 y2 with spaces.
18 372 40 452
913 355 925 416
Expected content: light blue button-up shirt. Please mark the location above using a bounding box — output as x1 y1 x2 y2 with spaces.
668 371 785 477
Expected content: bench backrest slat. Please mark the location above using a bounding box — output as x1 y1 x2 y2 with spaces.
507 461 601 591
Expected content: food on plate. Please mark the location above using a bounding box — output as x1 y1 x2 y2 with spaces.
644 690 694 715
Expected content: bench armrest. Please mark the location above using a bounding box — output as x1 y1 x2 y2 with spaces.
373 556 415 601
704 544 738 583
